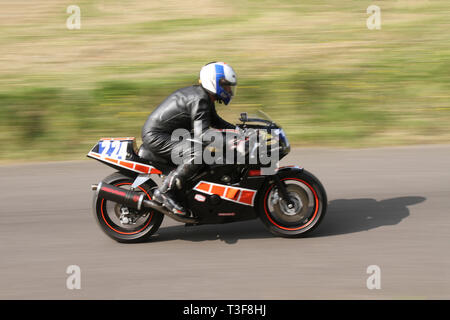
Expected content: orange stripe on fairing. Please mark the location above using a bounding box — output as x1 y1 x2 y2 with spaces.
239 190 255 205
105 157 118 164
196 182 211 192
119 161 134 169
134 164 150 174
211 185 226 197
225 188 240 200
88 152 161 175
193 181 256 206
150 168 163 175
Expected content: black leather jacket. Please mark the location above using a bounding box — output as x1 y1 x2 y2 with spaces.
142 85 234 138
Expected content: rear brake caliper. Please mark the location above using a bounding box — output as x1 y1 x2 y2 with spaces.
119 206 145 225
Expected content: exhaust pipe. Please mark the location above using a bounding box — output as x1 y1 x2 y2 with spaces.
95 182 198 224
96 182 145 210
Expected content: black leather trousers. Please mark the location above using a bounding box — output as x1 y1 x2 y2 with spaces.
143 132 205 193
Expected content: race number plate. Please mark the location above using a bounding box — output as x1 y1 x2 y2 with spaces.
97 140 128 160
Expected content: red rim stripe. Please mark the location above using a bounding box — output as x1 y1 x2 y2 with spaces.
263 178 319 231
100 182 153 235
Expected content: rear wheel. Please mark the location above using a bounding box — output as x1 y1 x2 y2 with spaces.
258 169 327 237
93 172 164 243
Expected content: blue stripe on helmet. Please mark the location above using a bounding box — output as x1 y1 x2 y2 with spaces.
215 63 224 92
214 63 231 105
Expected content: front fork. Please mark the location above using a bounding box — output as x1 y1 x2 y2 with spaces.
272 175 294 209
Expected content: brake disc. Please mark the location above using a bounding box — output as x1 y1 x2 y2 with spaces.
271 184 310 224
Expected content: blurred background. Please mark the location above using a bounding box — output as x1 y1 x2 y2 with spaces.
1 0 449 162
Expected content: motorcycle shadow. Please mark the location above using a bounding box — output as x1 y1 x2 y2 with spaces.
310 196 426 238
153 196 426 243
154 219 272 244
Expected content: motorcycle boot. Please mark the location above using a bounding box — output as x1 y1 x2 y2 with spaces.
153 162 203 217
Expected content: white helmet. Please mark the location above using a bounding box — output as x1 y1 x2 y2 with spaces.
199 62 237 105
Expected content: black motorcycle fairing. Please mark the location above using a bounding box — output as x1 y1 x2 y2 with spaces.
87 138 163 177
180 165 267 224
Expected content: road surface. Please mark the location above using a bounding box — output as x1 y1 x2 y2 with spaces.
0 145 449 299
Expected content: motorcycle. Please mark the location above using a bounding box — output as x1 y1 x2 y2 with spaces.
88 112 327 243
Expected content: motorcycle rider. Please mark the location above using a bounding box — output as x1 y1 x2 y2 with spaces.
142 62 238 216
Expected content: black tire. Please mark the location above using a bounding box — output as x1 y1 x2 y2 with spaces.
257 169 327 238
93 172 164 243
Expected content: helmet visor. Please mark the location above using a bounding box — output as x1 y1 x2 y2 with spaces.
223 84 237 97
219 78 237 97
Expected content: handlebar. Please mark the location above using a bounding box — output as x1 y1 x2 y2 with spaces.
239 112 274 125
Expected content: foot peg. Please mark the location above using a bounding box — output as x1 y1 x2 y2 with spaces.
152 189 187 217
142 196 198 224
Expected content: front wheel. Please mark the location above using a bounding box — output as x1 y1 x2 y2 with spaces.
258 169 327 238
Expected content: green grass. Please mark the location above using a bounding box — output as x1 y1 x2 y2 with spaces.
0 0 450 161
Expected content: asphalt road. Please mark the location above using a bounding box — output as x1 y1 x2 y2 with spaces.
0 145 449 299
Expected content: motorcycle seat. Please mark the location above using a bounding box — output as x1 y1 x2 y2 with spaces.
137 144 174 166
